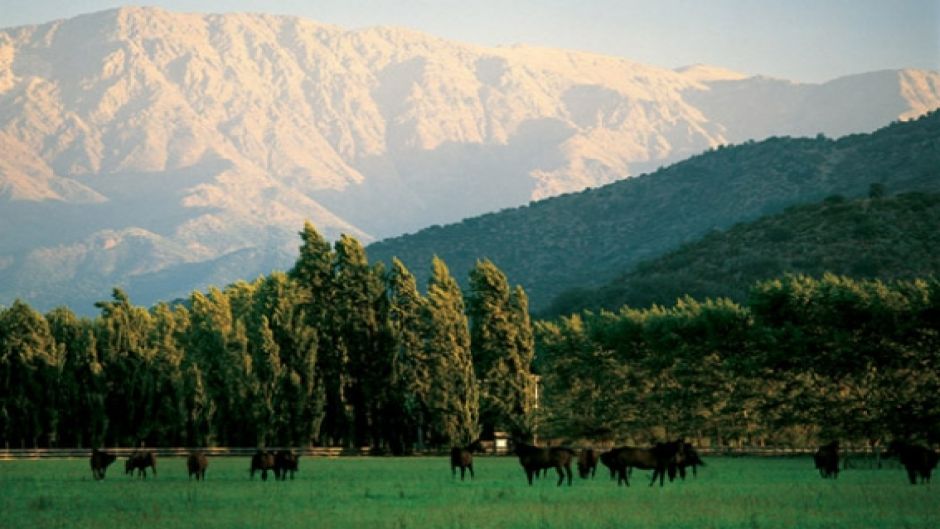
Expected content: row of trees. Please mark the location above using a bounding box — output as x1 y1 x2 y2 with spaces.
537 274 940 447
0 223 537 451
3 223 937 451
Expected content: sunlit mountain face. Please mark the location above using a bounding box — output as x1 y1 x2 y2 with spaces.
1 7 938 312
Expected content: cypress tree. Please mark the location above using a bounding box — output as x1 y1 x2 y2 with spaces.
290 222 345 445
423 256 479 446
468 260 537 437
332 235 390 448
386 258 430 453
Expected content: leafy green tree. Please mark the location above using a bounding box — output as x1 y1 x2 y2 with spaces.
423 257 479 446
0 300 63 447
468 259 537 437
184 287 252 446
290 222 346 445
386 258 430 453
46 307 105 447
332 235 391 448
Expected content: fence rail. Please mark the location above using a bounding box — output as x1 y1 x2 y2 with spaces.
0 446 890 460
0 447 351 460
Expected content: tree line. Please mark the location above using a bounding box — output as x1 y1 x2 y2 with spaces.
537 274 940 448
2 223 937 452
0 222 536 452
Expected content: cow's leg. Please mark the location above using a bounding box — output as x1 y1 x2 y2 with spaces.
565 463 573 486
451 463 456 478
460 466 466 481
906 466 917 485
468 463 474 479
262 469 268 481
555 465 564 487
526 468 534 485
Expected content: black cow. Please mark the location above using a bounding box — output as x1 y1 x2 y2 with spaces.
605 441 682 487
187 451 208 481
814 441 840 479
577 448 599 479
125 450 157 479
675 442 705 479
274 450 300 481
90 448 117 480
513 440 575 486
450 440 483 481
884 441 939 485
250 449 276 481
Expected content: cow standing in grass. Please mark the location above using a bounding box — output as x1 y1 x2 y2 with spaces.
125 450 157 479
187 451 208 481
605 441 682 487
250 449 276 481
450 440 483 481
90 448 117 480
513 440 576 486
577 448 599 479
885 441 939 484
275 450 300 481
674 441 705 480
814 441 840 479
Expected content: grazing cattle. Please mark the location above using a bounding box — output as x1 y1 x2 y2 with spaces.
513 440 575 486
125 450 157 479
274 450 300 481
450 440 483 481
599 449 620 480
250 449 276 481
90 448 117 480
605 441 682 487
187 451 209 481
884 441 939 485
814 441 840 479
577 448 599 479
674 442 705 480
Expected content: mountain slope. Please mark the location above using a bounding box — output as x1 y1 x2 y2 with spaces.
545 191 940 316
367 111 940 311
1 7 938 313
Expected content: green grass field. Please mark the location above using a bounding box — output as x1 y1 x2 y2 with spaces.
0 456 936 528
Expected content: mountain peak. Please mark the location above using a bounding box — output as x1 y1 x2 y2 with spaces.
675 63 750 82
1 8 938 313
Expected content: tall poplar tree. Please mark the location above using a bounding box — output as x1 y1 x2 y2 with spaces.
290 221 345 445
468 259 537 437
424 257 479 446
386 258 430 453
332 235 391 448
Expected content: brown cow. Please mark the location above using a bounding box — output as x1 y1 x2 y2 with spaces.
450 440 483 481
274 450 300 481
605 441 682 487
814 441 840 479
884 441 939 485
125 450 157 479
513 440 575 486
250 449 276 481
187 451 209 481
90 448 117 480
577 448 599 479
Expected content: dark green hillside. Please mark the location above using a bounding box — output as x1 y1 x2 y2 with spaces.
367 111 940 310
547 191 940 315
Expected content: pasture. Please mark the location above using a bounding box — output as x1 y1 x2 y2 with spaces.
1 456 937 529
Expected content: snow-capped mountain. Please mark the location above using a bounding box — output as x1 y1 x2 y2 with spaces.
1 7 938 312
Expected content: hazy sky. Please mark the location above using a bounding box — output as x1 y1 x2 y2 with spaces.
1 0 937 82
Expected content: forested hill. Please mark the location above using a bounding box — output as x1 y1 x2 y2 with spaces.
545 191 940 316
367 111 940 310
